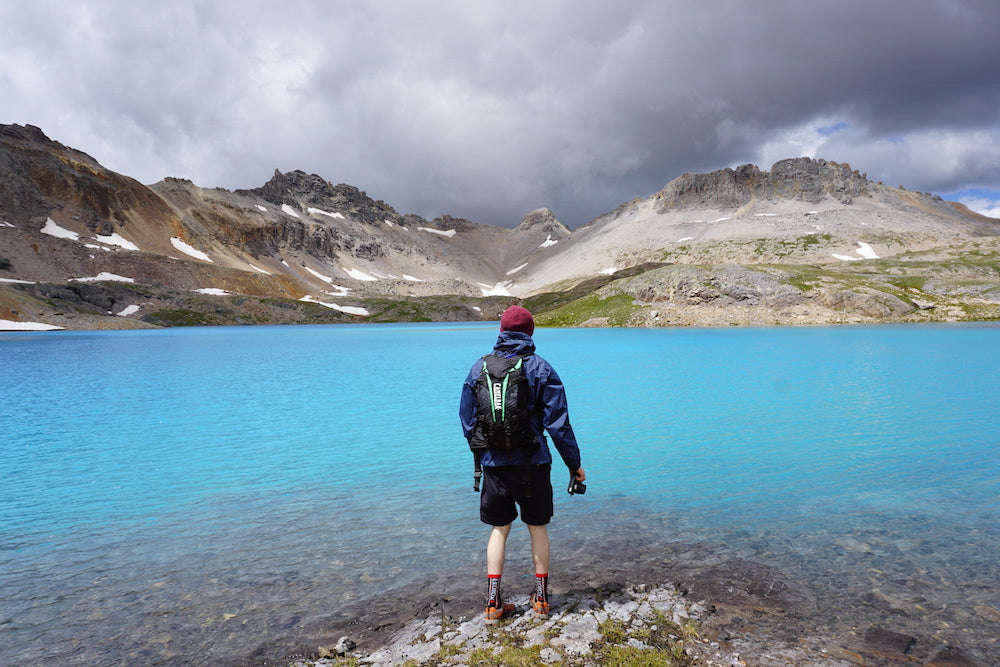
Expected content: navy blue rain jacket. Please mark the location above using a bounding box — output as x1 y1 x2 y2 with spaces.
460 331 581 471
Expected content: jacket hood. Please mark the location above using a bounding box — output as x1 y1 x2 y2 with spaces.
494 330 536 356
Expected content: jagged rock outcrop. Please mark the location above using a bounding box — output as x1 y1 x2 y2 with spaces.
816 288 916 318
768 157 875 203
517 207 571 237
654 158 880 211
237 169 403 225
618 264 806 308
427 214 479 232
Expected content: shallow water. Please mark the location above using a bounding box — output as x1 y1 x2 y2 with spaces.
1 322 998 665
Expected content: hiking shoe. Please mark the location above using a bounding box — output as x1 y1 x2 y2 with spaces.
485 601 516 624
530 594 550 619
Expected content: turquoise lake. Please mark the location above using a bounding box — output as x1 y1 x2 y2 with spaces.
1 322 998 665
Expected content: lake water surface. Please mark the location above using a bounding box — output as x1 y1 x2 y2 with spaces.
1 323 998 665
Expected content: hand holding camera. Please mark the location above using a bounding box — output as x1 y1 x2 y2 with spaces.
567 468 587 495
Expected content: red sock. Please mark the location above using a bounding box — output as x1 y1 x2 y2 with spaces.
535 573 548 602
487 574 501 607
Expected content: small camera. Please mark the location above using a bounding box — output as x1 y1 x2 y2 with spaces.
567 478 587 495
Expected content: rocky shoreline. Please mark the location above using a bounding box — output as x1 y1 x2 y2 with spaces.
221 547 995 667
273 581 990 667
291 583 746 667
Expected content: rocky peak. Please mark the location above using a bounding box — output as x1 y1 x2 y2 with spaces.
238 169 402 225
0 123 169 231
769 157 875 202
516 207 571 236
0 124 104 174
654 157 881 211
239 169 339 206
1 123 53 145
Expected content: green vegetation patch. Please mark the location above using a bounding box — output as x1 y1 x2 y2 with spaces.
524 263 665 315
589 608 695 667
598 644 684 667
752 233 833 257
958 303 1000 320
536 293 644 327
364 295 481 323
323 657 360 667
770 264 826 292
466 643 544 666
884 275 930 291
145 308 225 327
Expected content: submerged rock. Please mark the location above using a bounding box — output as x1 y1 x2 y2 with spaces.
862 626 916 660
925 644 989 667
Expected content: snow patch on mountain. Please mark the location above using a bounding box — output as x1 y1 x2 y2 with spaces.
41 218 78 240
418 227 456 238
344 267 378 281
95 233 139 250
305 267 335 283
833 242 879 261
71 272 135 283
308 207 346 220
300 295 369 316
170 237 213 262
480 281 513 296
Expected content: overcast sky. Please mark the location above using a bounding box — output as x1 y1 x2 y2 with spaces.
2 0 999 227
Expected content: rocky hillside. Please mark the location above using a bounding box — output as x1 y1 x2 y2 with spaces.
518 158 1000 327
1 123 997 330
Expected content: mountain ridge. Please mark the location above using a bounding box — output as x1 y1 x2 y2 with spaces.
1 123 998 330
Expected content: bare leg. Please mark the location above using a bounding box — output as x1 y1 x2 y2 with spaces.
487 524 511 576
527 523 550 574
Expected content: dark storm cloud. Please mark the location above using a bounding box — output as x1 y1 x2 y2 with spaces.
2 0 999 227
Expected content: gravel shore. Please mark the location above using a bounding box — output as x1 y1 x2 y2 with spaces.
278 578 988 667
290 582 748 666
222 547 995 667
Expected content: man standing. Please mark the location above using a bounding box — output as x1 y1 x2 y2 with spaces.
460 305 585 623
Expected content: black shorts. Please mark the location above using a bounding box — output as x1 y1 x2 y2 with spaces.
480 465 553 526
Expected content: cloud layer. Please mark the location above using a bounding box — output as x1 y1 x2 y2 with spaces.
2 0 999 227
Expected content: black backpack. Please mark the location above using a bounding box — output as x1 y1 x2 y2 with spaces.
470 354 536 454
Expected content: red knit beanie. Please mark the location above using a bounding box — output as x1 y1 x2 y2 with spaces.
500 305 535 336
